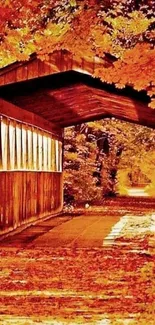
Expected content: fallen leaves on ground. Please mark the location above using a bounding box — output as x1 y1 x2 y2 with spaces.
0 237 154 324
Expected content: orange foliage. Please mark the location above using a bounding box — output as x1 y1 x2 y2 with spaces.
0 0 155 107
94 43 155 106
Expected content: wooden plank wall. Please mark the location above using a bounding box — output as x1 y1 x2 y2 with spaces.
0 99 63 236
0 172 63 235
0 51 104 86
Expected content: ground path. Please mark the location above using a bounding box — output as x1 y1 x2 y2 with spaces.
0 199 154 325
1 214 120 248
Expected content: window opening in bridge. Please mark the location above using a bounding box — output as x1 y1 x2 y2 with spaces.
9 120 16 170
38 132 43 171
47 137 52 171
51 139 56 171
21 125 27 169
27 128 33 169
0 118 8 170
0 115 62 172
43 135 48 171
58 141 62 172
32 129 37 170
16 124 22 169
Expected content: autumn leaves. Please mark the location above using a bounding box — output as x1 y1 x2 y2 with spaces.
0 1 155 107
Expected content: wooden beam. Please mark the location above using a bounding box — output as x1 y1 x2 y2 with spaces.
0 62 155 129
0 98 63 139
2 79 154 129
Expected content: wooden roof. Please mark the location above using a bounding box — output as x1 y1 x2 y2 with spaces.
0 69 154 129
0 51 101 87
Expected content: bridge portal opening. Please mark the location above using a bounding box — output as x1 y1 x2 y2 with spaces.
63 117 155 206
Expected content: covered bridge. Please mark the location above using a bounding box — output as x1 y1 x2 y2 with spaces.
0 51 155 235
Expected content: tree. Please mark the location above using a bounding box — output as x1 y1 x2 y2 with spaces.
64 125 102 204
0 1 155 107
64 118 155 203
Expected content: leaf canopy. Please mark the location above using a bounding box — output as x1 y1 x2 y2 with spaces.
0 0 155 106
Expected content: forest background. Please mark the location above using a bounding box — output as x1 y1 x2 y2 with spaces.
64 118 155 204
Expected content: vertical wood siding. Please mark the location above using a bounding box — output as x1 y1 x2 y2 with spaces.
0 101 63 236
0 172 63 235
0 51 104 86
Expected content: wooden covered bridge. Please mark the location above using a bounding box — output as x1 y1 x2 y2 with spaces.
0 51 155 235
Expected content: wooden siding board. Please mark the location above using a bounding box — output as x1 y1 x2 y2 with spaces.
72 56 83 72
0 174 4 227
22 172 26 222
4 69 17 84
61 51 73 71
16 65 28 82
27 60 39 79
38 60 51 77
0 171 63 235
54 51 63 72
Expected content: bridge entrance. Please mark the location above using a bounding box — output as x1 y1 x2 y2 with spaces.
0 54 155 235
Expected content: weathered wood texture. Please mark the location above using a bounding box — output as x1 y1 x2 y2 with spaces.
0 172 63 235
0 100 63 235
0 51 98 86
0 98 63 139
1 72 154 129
0 50 154 128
